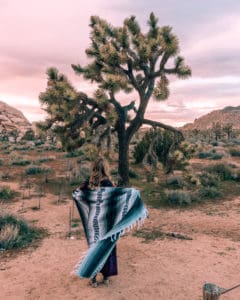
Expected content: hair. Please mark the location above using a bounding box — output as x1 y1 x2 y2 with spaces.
89 157 110 189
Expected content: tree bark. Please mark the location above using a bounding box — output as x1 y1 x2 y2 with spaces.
118 135 130 186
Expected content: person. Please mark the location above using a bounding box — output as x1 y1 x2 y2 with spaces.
79 157 117 287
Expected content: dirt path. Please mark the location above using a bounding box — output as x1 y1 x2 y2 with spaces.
1 186 240 300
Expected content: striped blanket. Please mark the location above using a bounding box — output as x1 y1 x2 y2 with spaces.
72 187 148 278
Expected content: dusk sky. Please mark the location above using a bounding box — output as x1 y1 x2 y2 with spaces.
1 0 240 126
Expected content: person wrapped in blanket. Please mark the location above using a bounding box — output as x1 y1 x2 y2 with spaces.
79 157 117 287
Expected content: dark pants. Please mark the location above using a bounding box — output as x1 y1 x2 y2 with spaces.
101 246 118 277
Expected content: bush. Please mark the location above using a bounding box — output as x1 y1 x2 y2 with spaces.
232 170 240 182
166 176 184 188
129 169 139 179
70 166 90 186
206 163 233 181
81 144 98 161
0 212 47 250
25 166 52 175
21 129 35 141
199 187 222 199
198 172 220 187
229 148 240 157
198 151 212 159
38 157 54 163
211 153 224 160
198 151 224 160
166 190 192 206
133 129 190 172
65 150 84 158
12 159 32 166
0 186 17 201
0 159 3 166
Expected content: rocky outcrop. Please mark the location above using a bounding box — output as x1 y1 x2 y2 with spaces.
181 106 240 131
0 101 32 137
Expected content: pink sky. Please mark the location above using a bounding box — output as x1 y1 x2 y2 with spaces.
1 0 240 126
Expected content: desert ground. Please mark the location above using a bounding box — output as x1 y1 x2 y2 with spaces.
1 180 240 300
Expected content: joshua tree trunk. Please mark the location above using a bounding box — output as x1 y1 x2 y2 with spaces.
118 135 130 186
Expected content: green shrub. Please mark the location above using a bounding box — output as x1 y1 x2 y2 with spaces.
198 151 224 160
229 148 240 157
21 129 35 141
81 144 98 161
0 186 17 201
199 187 222 199
129 169 139 179
25 166 52 175
199 172 220 187
166 190 192 206
65 150 84 158
166 176 184 188
38 157 54 163
211 153 224 160
70 166 90 186
232 171 240 182
206 163 233 181
12 160 32 166
133 129 190 173
0 212 47 250
198 151 212 159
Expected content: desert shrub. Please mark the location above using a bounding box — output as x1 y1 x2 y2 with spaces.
198 151 212 159
206 163 233 181
129 169 139 179
0 159 3 166
133 129 191 172
184 173 201 186
81 144 98 161
12 146 29 151
178 141 196 159
229 148 240 157
0 186 17 201
38 157 54 163
199 186 222 199
211 153 224 160
110 169 118 176
0 212 47 250
12 159 32 166
198 172 220 187
21 129 35 141
166 190 192 206
232 170 240 182
166 175 184 188
211 141 219 146
198 150 224 160
65 150 84 158
25 166 52 175
70 166 90 186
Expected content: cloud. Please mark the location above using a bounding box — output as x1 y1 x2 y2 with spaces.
1 1 240 127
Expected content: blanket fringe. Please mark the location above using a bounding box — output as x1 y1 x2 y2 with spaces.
73 209 148 278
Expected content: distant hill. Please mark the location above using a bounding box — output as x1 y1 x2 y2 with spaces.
0 101 32 135
181 106 240 131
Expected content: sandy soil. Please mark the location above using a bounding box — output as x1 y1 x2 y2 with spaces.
1 182 240 300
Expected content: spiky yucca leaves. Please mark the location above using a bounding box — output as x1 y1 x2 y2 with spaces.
39 13 191 185
72 12 191 102
38 68 115 152
38 68 91 151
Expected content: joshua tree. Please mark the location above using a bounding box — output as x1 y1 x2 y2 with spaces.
223 123 233 140
38 13 191 186
212 122 222 141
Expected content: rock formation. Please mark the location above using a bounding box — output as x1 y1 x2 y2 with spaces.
0 101 32 137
